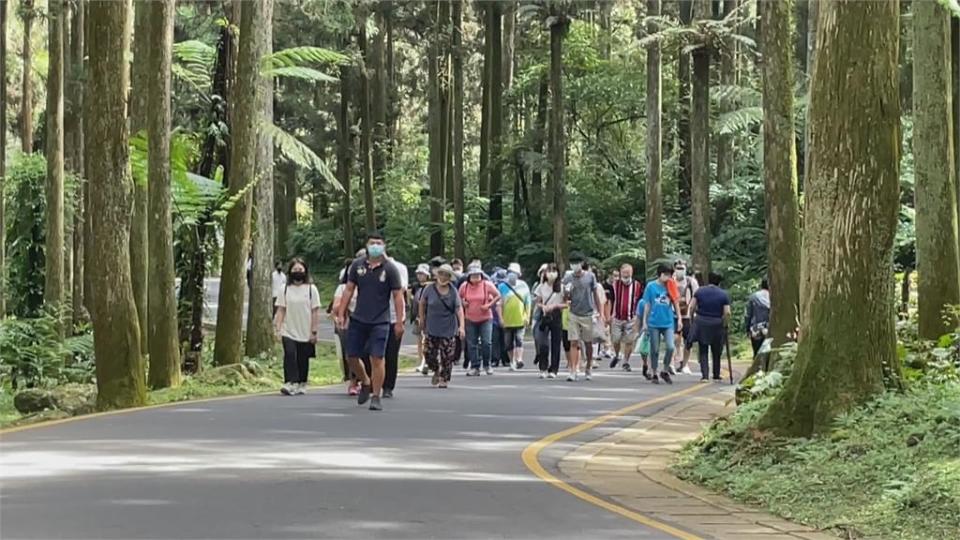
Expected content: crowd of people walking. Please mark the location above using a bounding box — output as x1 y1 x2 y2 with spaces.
271 233 770 411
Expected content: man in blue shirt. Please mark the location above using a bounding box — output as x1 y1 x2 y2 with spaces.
641 264 682 384
334 233 406 411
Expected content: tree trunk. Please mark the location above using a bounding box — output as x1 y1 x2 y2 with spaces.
337 64 354 257
0 0 6 317
677 0 693 209
716 0 737 187
44 0 65 320
130 2 149 354
645 0 663 267
371 4 388 189
385 6 397 143
953 19 960 219
20 0 33 152
478 5 490 199
213 0 266 367
550 16 568 268
428 1 444 256
452 0 465 260
69 0 85 325
487 2 503 243
357 13 376 233
531 73 547 232
803 0 819 190
795 0 808 72
761 0 901 437
760 0 801 347
690 0 712 276
913 0 960 339
145 0 180 389
87 0 146 409
245 0 275 358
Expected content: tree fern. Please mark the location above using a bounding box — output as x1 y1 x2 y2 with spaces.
716 106 764 135
264 122 341 190
263 65 338 83
263 46 349 70
172 40 216 92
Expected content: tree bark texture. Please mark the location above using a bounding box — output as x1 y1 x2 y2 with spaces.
69 0 85 325
337 64 354 257
427 1 444 257
487 2 504 243
478 6 491 199
357 14 376 234
245 0 276 358
213 0 267 367
531 73 547 232
761 0 902 437
645 0 663 266
690 0 712 276
677 0 692 208
0 0 7 316
550 17 568 268
452 0 465 260
371 3 388 188
130 2 150 354
913 0 960 338
20 0 33 152
145 0 181 389
716 0 737 187
760 0 801 347
44 0 65 317
86 0 146 409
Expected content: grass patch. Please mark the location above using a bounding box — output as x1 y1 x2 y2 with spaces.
673 381 960 539
2 343 417 428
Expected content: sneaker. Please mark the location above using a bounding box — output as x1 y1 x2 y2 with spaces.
566 373 577 382
539 371 547 379
609 356 621 369
369 396 382 411
438 381 448 389
681 365 694 375
700 378 710 383
660 371 673 384
651 375 660 384
358 384 372 405
294 383 306 395
712 376 723 382
516 360 524 370
584 373 592 381
642 364 651 380
547 372 557 379
280 383 294 396
432 373 441 386
382 389 394 399
348 384 359 397
622 363 632 372
485 367 495 376
668 365 677 375
466 368 480 377
509 363 518 372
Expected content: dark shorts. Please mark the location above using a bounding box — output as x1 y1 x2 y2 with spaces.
503 327 524 349
679 318 691 338
346 320 390 358
562 330 571 352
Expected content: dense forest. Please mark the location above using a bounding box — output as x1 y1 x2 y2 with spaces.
0 0 958 438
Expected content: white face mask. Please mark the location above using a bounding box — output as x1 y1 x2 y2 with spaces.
546 272 558 282
621 276 632 284
675 269 686 280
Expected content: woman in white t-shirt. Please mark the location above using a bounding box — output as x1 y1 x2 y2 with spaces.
273 258 322 395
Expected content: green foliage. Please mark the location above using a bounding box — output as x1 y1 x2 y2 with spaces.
0 309 95 390
265 122 340 188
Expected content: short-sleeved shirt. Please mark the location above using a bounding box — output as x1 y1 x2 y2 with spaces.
642 280 676 329
694 285 731 319
271 271 286 299
421 283 462 338
347 257 402 325
562 271 598 317
459 280 499 323
498 283 527 329
535 283 565 310
388 259 409 324
275 284 321 342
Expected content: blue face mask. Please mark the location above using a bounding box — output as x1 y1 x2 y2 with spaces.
367 244 385 258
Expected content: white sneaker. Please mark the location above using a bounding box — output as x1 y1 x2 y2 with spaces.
547 372 557 379
681 365 694 375
485 367 495 376
280 383 294 396
510 363 519 372
539 371 547 379
584 373 592 381
566 373 577 382
294 383 306 395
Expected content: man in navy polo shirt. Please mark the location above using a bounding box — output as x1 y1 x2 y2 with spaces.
334 233 406 411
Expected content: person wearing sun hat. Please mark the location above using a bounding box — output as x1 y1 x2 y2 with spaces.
459 264 501 376
419 264 465 388
411 263 433 375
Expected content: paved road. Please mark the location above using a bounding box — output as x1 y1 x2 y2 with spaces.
0 363 713 539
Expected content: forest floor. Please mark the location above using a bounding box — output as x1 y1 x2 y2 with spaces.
672 379 960 540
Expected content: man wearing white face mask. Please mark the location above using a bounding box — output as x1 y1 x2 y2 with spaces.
609 263 645 372
673 259 699 375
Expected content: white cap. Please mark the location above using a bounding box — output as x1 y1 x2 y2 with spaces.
508 262 522 276
416 263 430 275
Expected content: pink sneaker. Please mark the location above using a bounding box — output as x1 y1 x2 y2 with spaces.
348 384 359 396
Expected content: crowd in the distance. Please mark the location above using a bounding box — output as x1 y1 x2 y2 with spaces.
265 232 772 411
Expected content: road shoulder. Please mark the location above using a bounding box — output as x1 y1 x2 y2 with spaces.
558 386 838 540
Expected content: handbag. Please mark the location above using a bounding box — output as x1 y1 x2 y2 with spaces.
635 331 650 356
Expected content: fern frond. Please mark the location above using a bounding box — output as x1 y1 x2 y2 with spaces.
263 46 349 70
264 65 338 82
264 122 343 191
172 40 216 91
713 84 762 107
716 106 764 135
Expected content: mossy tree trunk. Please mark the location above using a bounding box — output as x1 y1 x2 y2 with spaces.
913 0 960 339
245 0 275 358
690 0 712 276
130 2 150 354
760 0 901 437
644 0 663 267
87 0 146 409
68 0 85 326
44 0 65 324
760 0 801 347
214 0 267 367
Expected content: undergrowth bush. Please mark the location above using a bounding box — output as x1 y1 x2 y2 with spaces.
0 309 95 389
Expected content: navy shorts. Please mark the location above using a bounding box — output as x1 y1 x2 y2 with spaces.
346 320 391 359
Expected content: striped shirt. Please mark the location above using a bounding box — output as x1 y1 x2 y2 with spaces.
611 280 644 321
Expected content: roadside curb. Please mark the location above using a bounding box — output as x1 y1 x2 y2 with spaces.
558 385 838 540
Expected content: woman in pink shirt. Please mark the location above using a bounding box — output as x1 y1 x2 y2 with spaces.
459 266 501 376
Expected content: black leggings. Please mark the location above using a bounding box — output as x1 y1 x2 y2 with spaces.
537 316 563 374
696 321 725 380
384 327 400 391
282 337 313 383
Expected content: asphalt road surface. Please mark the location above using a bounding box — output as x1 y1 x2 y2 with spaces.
1 355 713 540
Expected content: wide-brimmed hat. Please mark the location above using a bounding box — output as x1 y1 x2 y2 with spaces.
416 263 430 275
467 264 484 276
508 262 522 276
436 264 455 278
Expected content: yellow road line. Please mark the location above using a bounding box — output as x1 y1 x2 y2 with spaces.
521 383 710 540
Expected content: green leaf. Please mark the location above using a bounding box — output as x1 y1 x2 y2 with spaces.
263 65 338 83
716 106 764 135
264 122 342 191
263 46 349 70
